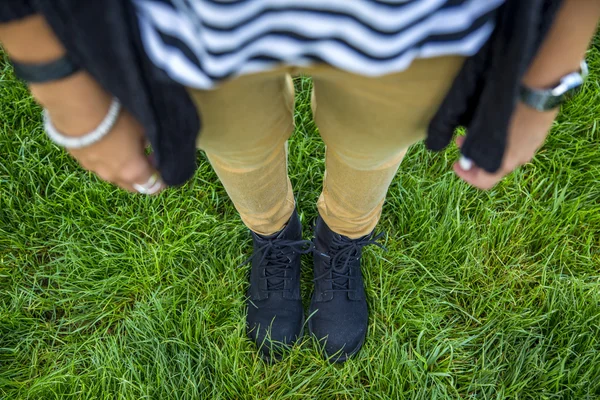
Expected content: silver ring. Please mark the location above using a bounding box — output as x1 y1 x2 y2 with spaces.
133 173 162 194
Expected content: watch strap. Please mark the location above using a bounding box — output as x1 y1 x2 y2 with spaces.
519 84 570 111
12 55 80 83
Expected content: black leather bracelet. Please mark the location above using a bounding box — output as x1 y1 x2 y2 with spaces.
12 55 80 83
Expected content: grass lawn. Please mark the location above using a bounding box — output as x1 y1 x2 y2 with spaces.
1 36 599 399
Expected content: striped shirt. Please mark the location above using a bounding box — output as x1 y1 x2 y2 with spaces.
134 0 505 89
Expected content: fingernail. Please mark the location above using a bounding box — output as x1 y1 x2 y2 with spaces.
459 156 473 171
146 179 164 195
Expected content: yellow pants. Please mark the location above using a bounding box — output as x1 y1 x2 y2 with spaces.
188 57 464 238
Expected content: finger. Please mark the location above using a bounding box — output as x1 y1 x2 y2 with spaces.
130 174 166 195
121 156 166 195
453 162 503 190
94 167 114 184
458 156 473 171
132 173 165 196
131 174 165 195
116 181 139 193
454 135 474 172
453 160 479 183
83 163 142 192
120 155 155 184
91 166 135 192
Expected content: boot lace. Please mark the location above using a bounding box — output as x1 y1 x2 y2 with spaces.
243 238 313 293
313 232 385 293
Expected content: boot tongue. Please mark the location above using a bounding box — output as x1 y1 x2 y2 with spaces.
256 234 286 290
329 240 359 289
256 216 300 291
314 216 338 253
314 217 354 289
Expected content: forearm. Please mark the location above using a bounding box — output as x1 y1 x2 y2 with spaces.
523 0 600 88
0 15 110 136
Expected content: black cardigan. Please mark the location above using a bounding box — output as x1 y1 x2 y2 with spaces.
1 0 562 186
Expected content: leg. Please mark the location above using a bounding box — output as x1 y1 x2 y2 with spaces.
307 56 465 361
311 56 465 238
188 71 307 359
189 71 296 236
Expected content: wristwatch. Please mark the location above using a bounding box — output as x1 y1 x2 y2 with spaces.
519 60 588 111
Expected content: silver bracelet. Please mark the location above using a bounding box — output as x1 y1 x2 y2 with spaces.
43 97 121 149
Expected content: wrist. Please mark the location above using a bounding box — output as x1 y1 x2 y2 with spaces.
522 59 582 90
520 0 598 90
31 71 113 137
520 60 587 112
43 97 123 149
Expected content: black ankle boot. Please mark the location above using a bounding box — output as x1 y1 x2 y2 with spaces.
245 209 313 360
309 216 384 362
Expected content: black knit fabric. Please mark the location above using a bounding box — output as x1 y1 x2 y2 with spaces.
0 0 34 22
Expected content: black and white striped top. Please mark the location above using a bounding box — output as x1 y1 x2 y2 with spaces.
134 0 504 89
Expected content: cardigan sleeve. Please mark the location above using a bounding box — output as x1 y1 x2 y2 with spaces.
0 0 35 23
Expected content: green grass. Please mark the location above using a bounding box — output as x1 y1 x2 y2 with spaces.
1 36 599 399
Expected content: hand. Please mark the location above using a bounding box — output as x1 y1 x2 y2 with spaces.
25 68 165 195
62 108 165 194
453 102 558 190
